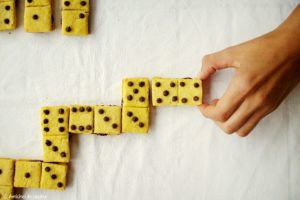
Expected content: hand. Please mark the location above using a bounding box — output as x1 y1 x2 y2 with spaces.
198 10 300 137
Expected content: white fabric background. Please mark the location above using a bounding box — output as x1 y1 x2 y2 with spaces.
0 0 300 199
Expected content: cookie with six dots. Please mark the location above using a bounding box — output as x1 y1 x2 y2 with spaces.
69 105 94 134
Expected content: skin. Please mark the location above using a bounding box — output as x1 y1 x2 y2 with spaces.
199 4 300 137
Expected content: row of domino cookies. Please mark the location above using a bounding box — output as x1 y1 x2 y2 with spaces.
62 0 89 36
0 158 68 199
0 0 16 31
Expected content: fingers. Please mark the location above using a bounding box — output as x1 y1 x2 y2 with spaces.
199 49 234 80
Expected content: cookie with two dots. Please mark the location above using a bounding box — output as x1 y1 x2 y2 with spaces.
0 0 16 31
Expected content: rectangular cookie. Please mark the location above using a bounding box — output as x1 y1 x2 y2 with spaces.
151 77 179 106
14 160 41 189
0 0 16 31
24 5 52 32
43 135 70 163
122 107 149 133
177 78 202 106
62 10 89 36
0 158 14 186
41 106 69 135
40 162 68 190
61 0 89 12
69 105 94 134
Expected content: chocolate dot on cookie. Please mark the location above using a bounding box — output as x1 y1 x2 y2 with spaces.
58 108 65 114
43 119 49 124
27 0 33 3
32 14 39 20
127 111 133 117
170 82 176 87
79 13 85 19
127 95 133 101
163 90 169 96
80 1 87 6
128 81 134 86
64 1 70 6
44 110 50 115
172 96 178 102
86 125 92 130
45 140 52 146
71 125 77 130
132 116 139 122
44 127 50 132
180 82 185 87
103 116 110 122
181 98 188 103
71 107 77 112
133 88 139 94
112 123 118 129
193 96 199 101
0 169 2 174
156 98 162 103
52 146 58 152
51 174 57 180
4 19 9 24
98 109 105 114
194 82 200 88
25 173 31 178
58 118 64 123
5 5 10 11
139 97 145 102
155 82 161 87
139 81 145 87
86 106 92 112
57 182 63 188
79 107 85 112
60 152 66 158
59 127 65 132
66 26 72 32
79 126 84 131
45 167 51 172
139 122 144 128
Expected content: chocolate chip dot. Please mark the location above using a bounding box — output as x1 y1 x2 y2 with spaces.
104 116 110 122
32 14 39 20
86 125 92 130
132 116 139 122
79 107 85 112
71 125 76 130
45 140 52 146
133 88 139 94
127 112 133 117
66 26 72 32
58 118 64 123
43 119 49 124
79 126 84 131
60 152 66 158
52 146 58 152
45 167 51 172
127 95 133 101
128 81 134 86
193 96 199 101
71 107 77 112
44 127 50 132
180 82 185 87
181 98 188 103
156 98 162 103
51 174 57 180
86 106 92 112
139 97 145 102
59 127 65 132
99 134 108 136
57 182 63 188
139 122 144 128
64 1 70 6
163 90 169 96
172 96 178 102
98 109 105 114
5 5 10 11
4 18 9 24
25 173 31 178
170 82 176 87
79 13 85 19
0 169 2 174
194 83 200 88
139 81 145 87
155 82 161 87
58 108 65 114
27 0 33 3
112 123 118 129
44 110 50 115
80 1 87 6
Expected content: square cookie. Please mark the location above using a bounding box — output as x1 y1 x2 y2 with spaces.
41 106 70 135
122 78 150 108
43 135 70 163
178 78 202 106
0 1 16 31
62 0 89 12
14 160 41 189
0 186 13 200
69 105 94 134
62 10 89 36
25 0 51 7
0 158 14 186
24 5 52 33
40 162 67 190
151 77 179 106
94 105 122 135
122 107 149 133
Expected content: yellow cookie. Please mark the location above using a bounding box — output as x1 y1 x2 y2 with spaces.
0 186 13 200
122 78 150 108
24 5 52 33
69 105 94 134
43 135 70 163
122 107 149 133
0 1 16 31
25 0 51 7
40 162 68 191
62 10 89 36
41 106 69 135
0 158 14 186
14 160 41 189
151 77 179 106
178 78 202 106
62 0 89 12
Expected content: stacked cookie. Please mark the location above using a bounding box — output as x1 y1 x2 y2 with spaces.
0 0 16 31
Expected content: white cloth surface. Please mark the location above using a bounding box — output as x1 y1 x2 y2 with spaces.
0 0 300 199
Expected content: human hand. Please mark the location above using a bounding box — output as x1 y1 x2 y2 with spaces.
199 19 300 137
